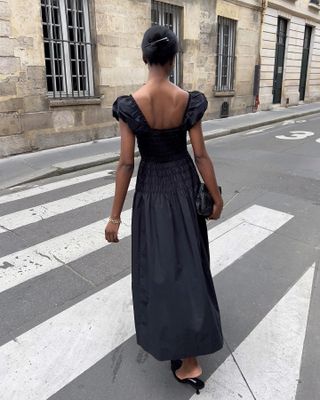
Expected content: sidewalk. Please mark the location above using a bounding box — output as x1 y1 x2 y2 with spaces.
1 101 320 190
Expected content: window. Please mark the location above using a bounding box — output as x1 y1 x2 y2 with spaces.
151 1 182 86
215 16 237 92
41 0 94 98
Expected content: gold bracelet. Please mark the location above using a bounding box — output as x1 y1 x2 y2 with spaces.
108 216 121 224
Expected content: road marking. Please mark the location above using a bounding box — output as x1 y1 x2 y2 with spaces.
0 205 293 294
275 131 314 140
0 208 132 294
0 178 137 233
195 264 315 399
0 274 134 400
0 205 294 400
209 204 292 239
196 355 254 398
208 205 293 275
206 129 225 134
245 126 273 135
282 120 306 126
0 170 115 205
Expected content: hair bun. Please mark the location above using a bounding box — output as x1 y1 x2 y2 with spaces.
141 25 178 66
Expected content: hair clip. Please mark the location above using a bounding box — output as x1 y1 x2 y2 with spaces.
143 36 169 48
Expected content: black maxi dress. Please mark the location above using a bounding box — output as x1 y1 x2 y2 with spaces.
112 90 224 361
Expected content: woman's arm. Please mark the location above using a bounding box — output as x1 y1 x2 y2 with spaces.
105 119 135 242
188 120 223 219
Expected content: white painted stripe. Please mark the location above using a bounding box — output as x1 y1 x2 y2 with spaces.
0 205 294 400
208 204 293 241
209 205 293 276
0 275 134 400
0 178 137 233
245 126 273 135
195 264 315 399
0 170 114 205
0 205 292 295
196 355 254 398
0 208 132 294
0 205 292 294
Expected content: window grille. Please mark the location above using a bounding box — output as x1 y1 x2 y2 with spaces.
151 1 182 86
41 0 94 98
277 17 287 46
215 16 237 92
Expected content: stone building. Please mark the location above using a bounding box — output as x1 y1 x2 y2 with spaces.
214 0 261 116
0 0 318 157
259 0 320 109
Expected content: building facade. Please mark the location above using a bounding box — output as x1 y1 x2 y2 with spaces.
0 0 319 157
259 0 320 109
214 0 261 116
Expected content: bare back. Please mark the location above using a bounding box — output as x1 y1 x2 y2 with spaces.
131 84 190 130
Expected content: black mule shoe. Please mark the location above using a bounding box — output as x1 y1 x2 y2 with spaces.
170 359 205 395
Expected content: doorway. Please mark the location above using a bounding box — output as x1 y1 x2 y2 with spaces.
272 17 287 104
299 25 312 101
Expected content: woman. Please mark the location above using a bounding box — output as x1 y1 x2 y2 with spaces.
105 25 224 395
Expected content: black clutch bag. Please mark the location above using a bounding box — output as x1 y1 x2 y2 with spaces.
195 183 222 218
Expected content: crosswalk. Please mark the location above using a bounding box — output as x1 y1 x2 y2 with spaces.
0 169 315 400
193 264 315 400
0 177 136 232
0 170 115 205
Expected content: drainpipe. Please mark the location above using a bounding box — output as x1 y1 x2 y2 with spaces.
258 0 268 66
254 0 268 111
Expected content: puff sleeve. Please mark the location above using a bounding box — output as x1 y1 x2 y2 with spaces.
112 95 130 123
185 91 208 131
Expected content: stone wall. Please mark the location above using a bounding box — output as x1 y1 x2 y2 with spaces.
95 0 149 108
96 0 221 122
0 0 47 155
0 0 222 157
1 0 319 157
0 0 141 157
308 22 320 102
214 0 261 117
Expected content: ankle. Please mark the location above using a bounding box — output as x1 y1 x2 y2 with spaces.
181 360 201 373
176 362 202 379
182 357 199 367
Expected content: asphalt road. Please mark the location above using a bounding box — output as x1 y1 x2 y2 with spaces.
0 114 319 400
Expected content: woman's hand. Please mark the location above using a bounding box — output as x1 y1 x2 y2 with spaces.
207 198 223 220
105 221 120 243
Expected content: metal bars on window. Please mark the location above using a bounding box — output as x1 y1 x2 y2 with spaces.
277 17 287 46
215 16 236 92
151 1 182 86
41 0 94 98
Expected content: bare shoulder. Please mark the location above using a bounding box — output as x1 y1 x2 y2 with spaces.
131 86 145 99
168 83 189 100
132 84 188 102
131 83 154 100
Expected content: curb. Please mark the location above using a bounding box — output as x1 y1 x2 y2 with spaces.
4 151 140 188
199 106 320 141
4 106 320 188
227 107 320 134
